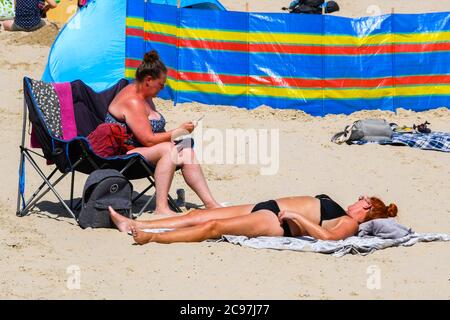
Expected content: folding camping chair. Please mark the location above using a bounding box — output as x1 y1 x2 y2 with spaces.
16 77 182 223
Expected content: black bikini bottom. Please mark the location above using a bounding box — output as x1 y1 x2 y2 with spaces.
251 200 292 237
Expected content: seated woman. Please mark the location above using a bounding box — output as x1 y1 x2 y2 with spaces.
108 194 398 244
2 0 57 32
106 50 221 215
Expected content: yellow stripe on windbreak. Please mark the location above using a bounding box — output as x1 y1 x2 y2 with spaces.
125 68 136 79
143 21 450 46
394 31 450 44
126 17 144 29
145 21 178 37
395 84 450 97
175 81 450 100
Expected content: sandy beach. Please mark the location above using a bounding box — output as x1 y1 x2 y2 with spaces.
0 1 449 299
226 0 450 16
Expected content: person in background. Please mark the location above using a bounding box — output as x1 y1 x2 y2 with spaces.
282 0 340 15
78 0 87 9
2 0 58 32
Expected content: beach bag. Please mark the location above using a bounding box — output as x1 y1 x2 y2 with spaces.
292 4 323 14
87 123 135 158
325 1 340 13
331 119 393 144
78 169 133 229
303 0 325 6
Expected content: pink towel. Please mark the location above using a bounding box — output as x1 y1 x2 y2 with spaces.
53 82 77 141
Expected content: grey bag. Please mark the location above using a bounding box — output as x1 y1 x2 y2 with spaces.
332 119 393 144
78 169 133 229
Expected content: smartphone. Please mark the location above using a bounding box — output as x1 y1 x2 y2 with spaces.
194 115 205 126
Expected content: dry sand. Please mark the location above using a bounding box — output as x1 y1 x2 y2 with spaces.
0 1 449 300
224 0 450 16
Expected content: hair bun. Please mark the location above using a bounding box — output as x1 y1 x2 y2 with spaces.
143 50 159 63
387 203 398 217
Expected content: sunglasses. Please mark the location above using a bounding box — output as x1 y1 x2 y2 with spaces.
358 196 373 210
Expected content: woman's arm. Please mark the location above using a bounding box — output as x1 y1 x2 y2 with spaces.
278 210 358 240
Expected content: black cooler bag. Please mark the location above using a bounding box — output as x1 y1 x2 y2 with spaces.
78 169 133 229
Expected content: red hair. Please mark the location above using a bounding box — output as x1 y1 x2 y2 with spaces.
366 197 398 221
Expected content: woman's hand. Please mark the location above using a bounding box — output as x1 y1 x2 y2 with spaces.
179 121 195 133
277 210 297 224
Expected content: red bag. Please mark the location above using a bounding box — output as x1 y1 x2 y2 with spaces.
87 123 135 157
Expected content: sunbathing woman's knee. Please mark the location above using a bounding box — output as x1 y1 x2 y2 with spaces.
202 220 221 238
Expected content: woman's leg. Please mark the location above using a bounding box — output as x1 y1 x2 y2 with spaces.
109 204 254 232
132 210 284 244
128 142 178 215
131 144 221 213
177 148 221 209
2 20 15 31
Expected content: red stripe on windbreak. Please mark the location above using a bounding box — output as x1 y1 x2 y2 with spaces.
251 76 394 88
166 68 177 78
143 31 450 55
126 59 141 68
396 74 450 85
395 42 450 53
257 42 450 55
146 32 178 46
126 27 144 37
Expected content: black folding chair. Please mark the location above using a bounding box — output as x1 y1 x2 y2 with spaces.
17 77 181 223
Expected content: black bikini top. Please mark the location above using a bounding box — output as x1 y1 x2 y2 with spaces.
315 194 347 225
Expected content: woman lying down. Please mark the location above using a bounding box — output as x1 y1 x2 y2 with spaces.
108 194 397 245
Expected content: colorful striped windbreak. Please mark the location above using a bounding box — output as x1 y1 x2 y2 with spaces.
125 2 450 115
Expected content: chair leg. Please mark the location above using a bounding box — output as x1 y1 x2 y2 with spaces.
18 166 59 216
20 151 79 221
119 157 137 175
17 99 28 215
132 181 155 203
17 150 26 215
168 194 182 213
134 193 156 219
70 170 75 209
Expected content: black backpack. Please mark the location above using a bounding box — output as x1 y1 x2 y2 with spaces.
325 1 340 13
292 4 323 14
78 169 133 229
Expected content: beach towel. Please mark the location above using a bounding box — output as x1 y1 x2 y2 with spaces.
221 232 450 257
352 131 450 152
52 82 77 141
142 218 450 257
221 219 449 256
357 218 411 239
29 80 78 148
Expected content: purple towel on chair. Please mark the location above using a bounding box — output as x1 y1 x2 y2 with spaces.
53 82 77 141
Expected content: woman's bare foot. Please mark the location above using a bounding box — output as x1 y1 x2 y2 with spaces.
131 226 153 245
108 206 135 233
154 207 179 216
205 201 223 209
